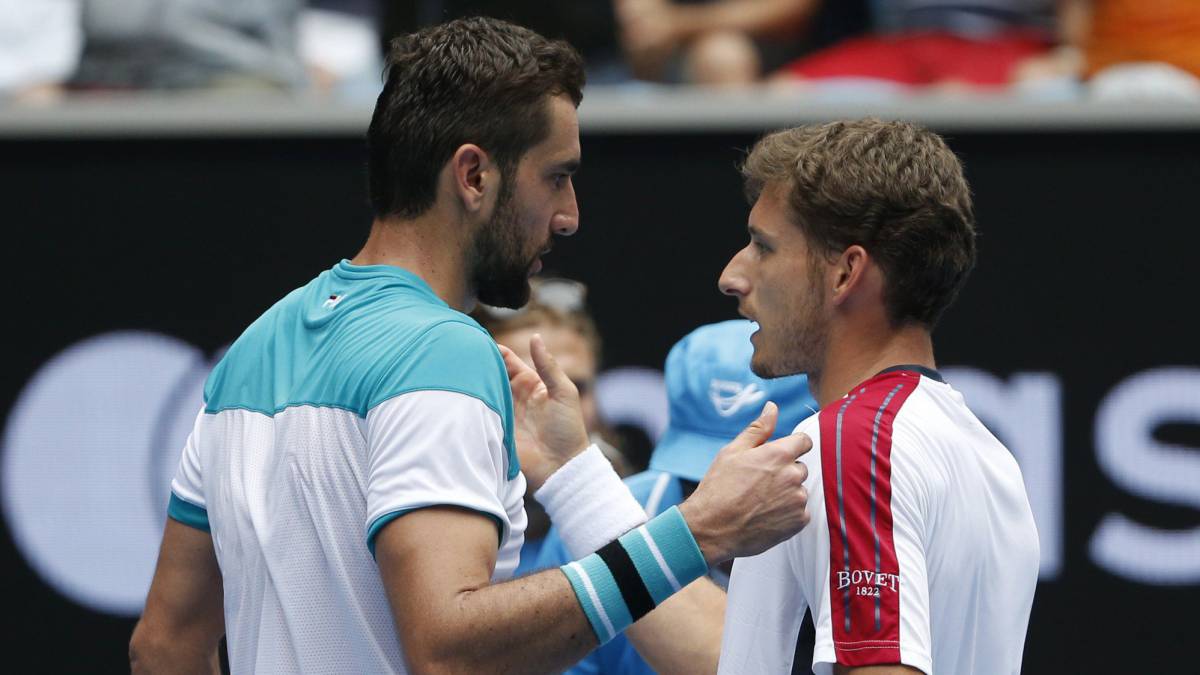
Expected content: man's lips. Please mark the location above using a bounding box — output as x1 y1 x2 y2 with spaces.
529 244 552 276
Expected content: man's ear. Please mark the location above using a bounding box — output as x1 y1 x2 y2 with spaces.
448 144 497 214
831 245 871 306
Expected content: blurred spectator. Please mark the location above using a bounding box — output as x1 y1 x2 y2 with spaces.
411 0 867 86
774 0 1056 91
616 0 819 85
0 0 82 102
1084 0 1200 80
415 1 632 83
36 0 380 95
72 0 308 91
1015 0 1200 101
473 278 634 576
300 0 382 97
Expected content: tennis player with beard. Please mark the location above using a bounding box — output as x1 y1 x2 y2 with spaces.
130 18 814 675
716 120 1040 675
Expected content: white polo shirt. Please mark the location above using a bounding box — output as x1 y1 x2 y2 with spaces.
719 367 1039 675
167 260 527 674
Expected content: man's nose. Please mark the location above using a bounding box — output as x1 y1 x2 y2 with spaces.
552 180 579 236
719 249 749 296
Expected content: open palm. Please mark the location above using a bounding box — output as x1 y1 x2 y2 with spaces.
499 337 591 491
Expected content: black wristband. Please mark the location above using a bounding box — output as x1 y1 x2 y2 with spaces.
596 539 656 622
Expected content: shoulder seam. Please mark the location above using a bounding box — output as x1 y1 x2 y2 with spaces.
368 387 506 425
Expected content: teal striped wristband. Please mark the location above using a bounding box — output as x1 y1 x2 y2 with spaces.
561 506 708 644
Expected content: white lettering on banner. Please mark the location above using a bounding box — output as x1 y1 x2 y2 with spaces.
1091 368 1200 585
942 368 1063 579
1 332 1197 616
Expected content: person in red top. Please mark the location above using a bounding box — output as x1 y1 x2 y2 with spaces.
775 0 1056 89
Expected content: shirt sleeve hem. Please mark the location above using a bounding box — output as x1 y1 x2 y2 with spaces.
366 502 506 558
167 492 210 533
813 645 932 675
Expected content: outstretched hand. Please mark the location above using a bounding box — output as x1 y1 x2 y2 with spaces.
679 401 814 565
499 334 591 491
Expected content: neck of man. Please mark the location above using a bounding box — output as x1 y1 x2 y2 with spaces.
351 210 475 312
809 313 936 409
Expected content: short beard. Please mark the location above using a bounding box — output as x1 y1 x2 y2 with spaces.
469 175 538 309
751 267 829 379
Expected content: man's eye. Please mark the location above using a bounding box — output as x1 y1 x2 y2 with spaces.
754 240 771 254
553 175 568 189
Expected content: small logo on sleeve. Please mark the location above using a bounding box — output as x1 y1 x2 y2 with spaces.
837 569 901 597
323 294 347 309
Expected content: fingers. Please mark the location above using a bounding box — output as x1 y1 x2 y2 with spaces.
727 401 779 451
498 344 535 382
529 334 575 400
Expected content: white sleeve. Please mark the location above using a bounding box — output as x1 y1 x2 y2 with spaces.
167 406 212 532
718 543 806 674
364 390 513 553
170 405 208 508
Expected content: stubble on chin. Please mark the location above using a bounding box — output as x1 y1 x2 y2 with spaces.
751 317 826 380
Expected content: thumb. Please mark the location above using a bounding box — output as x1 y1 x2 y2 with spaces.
529 334 575 399
729 401 778 451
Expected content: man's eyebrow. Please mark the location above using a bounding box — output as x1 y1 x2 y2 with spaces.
552 159 581 174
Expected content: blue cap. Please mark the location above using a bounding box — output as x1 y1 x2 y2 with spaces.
649 320 818 482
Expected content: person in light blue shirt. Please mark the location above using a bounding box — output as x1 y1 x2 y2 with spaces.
534 319 819 674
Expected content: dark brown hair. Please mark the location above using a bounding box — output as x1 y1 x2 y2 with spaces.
742 119 977 328
367 17 585 219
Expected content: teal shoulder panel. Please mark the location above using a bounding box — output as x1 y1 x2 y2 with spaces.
370 319 519 480
202 261 518 479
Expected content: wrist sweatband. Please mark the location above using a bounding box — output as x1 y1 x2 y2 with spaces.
534 444 648 559
561 506 708 644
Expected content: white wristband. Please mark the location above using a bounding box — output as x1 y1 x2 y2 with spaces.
533 444 649 559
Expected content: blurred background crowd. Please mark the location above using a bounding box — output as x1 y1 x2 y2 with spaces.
3 0 1199 104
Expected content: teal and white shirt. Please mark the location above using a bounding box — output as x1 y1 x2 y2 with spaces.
168 260 527 674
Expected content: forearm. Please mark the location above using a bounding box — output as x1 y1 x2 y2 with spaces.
131 519 224 675
1060 0 1091 45
625 577 725 675
129 621 221 675
395 506 710 674
401 569 597 675
675 0 817 41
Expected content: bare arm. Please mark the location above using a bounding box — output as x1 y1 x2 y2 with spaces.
668 0 820 41
377 506 597 674
1012 0 1092 82
1058 0 1092 48
130 518 224 675
616 0 819 75
626 578 726 675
